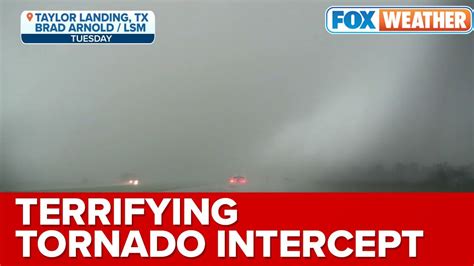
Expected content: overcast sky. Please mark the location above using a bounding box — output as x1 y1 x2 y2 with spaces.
0 0 473 190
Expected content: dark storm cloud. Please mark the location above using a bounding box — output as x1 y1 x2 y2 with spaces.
0 0 472 190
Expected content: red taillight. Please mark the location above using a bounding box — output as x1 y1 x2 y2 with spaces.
229 178 236 184
239 178 247 184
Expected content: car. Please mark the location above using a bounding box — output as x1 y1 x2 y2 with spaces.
127 178 140 186
228 176 247 185
119 173 141 186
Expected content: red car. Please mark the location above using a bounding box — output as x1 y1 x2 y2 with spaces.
228 176 247 185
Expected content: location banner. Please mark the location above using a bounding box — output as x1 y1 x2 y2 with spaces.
0 193 473 266
20 10 156 44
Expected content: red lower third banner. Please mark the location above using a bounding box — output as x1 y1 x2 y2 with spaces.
0 193 473 266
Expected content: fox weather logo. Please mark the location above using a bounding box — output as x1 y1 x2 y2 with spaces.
325 6 473 34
